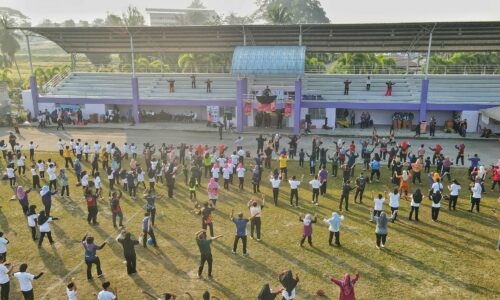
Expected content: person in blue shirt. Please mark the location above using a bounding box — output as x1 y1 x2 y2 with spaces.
230 210 249 256
468 154 480 175
370 159 381 182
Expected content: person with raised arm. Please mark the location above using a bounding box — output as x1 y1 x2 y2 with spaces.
195 229 223 279
230 209 249 256
322 272 360 300
82 233 107 280
370 210 397 249
13 263 43 300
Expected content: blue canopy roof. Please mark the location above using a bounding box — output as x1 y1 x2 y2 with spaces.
231 46 305 76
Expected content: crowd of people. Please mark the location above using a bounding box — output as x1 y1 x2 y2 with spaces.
0 127 498 300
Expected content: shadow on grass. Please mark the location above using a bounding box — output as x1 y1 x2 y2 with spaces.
38 244 71 277
385 249 500 296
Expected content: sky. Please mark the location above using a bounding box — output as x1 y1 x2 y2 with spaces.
4 0 500 25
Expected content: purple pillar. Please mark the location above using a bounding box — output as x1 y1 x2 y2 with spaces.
29 75 40 116
236 78 247 133
131 77 140 124
419 79 429 122
293 79 302 135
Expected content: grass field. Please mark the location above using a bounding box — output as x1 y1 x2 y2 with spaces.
1 151 499 300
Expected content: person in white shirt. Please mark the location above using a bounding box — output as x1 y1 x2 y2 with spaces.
288 175 303 207
0 233 9 259
123 143 130 160
366 75 371 91
323 212 345 246
94 141 101 154
431 191 442 221
75 143 82 160
447 179 461 211
66 281 77 300
236 163 246 190
7 163 16 186
14 263 44 300
248 197 264 241
37 160 45 179
211 163 220 182
309 175 321 205
81 171 89 191
83 143 90 161
28 141 37 161
222 164 233 190
94 172 102 197
431 179 443 194
38 211 58 247
408 189 424 221
0 256 13 299
26 205 38 241
234 136 244 150
17 154 26 176
470 179 482 213
57 139 65 156
371 191 387 219
388 189 400 222
97 281 117 300
47 163 57 191
270 173 282 206
130 143 137 159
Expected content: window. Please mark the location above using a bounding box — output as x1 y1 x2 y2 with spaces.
308 108 326 120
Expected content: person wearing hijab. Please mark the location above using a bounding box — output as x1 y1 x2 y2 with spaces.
82 234 107 280
370 210 396 249
431 191 442 221
324 212 345 246
116 229 139 275
322 272 360 300
248 196 265 241
278 270 299 300
475 165 487 194
40 185 57 216
470 178 482 213
207 178 219 206
37 211 58 247
257 283 283 300
408 189 424 221
299 214 317 247
396 170 412 196
16 186 32 215
447 179 461 210
252 165 262 194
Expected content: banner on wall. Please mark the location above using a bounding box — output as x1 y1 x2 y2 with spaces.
244 101 252 116
284 101 292 117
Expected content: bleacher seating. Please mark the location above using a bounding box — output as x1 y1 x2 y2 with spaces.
49 72 237 100
48 72 500 106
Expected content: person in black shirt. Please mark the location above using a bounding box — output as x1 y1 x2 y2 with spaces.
116 230 139 274
385 80 396 96
343 80 352 95
339 180 355 211
298 149 305 168
354 173 367 203
256 135 267 154
195 229 222 279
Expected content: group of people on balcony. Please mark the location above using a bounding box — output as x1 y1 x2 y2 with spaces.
343 77 396 96
167 75 213 93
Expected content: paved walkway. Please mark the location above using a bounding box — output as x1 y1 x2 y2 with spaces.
19 122 498 141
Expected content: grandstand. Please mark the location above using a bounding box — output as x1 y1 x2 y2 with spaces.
18 21 500 134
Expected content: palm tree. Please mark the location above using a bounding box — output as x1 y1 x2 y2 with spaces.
265 3 292 24
0 16 22 83
0 68 13 89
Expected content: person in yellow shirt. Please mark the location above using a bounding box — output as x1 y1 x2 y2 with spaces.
63 146 73 168
279 154 288 180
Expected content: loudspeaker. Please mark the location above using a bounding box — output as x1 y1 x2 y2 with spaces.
305 114 311 123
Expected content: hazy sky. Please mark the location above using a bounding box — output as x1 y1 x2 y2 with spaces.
5 0 500 24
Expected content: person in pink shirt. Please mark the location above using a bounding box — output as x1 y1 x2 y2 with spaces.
322 272 360 300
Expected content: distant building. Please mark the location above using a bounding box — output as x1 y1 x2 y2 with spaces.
146 8 218 26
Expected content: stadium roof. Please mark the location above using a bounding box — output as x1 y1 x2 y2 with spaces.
16 21 500 54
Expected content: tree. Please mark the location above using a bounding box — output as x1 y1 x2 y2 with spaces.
0 14 23 83
62 19 76 27
265 3 292 24
105 14 123 26
255 0 329 24
92 18 105 27
78 20 89 27
223 12 254 25
329 53 397 74
122 6 144 26
176 0 218 25
85 53 112 67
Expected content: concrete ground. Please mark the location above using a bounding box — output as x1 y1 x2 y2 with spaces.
4 123 500 166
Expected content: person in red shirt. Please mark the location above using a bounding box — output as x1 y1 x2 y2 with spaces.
429 144 443 165
110 191 123 228
323 272 360 300
455 144 465 166
86 189 99 225
491 163 500 192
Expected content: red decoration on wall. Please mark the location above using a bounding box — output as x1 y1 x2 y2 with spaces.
244 101 252 116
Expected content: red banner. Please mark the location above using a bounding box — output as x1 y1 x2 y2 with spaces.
257 103 272 112
244 101 252 116
284 102 292 117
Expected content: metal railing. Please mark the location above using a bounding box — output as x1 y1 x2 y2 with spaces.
60 62 500 76
41 66 72 94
